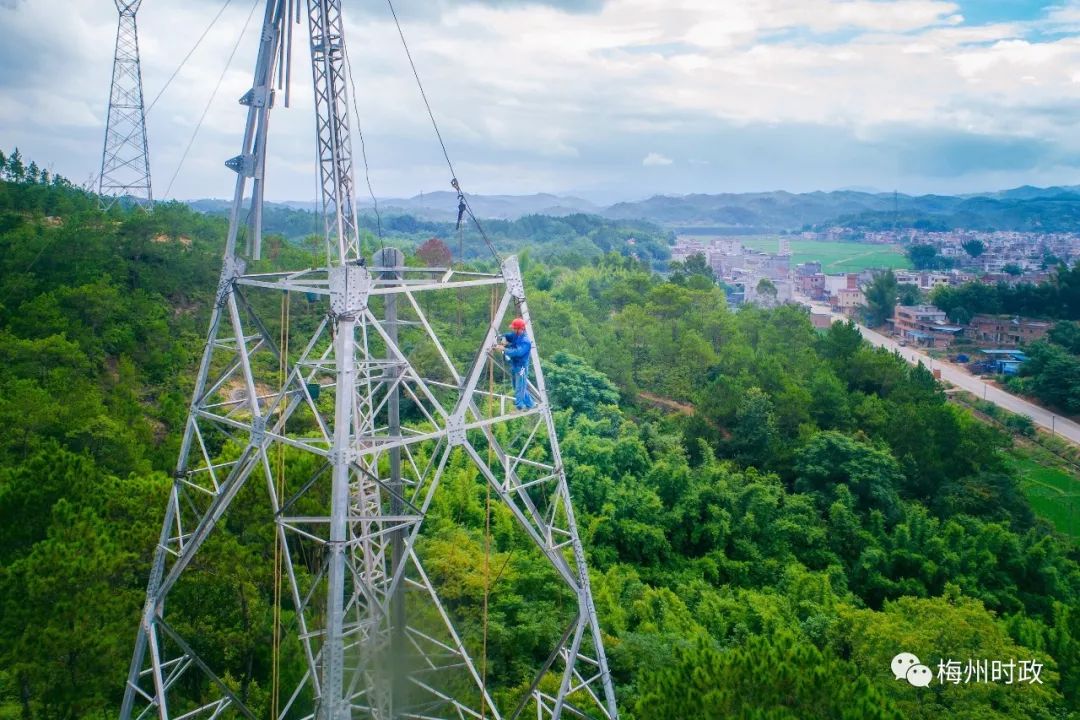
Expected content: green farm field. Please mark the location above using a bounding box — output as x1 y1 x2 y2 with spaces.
1007 453 1080 542
736 237 912 272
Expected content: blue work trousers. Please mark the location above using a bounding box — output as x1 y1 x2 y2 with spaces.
512 365 535 410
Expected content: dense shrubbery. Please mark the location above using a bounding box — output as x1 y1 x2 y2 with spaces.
1 154 1078 719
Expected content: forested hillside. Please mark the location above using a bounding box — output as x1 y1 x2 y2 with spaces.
191 199 675 268
1 152 1079 719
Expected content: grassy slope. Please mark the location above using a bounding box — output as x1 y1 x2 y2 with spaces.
1007 451 1080 541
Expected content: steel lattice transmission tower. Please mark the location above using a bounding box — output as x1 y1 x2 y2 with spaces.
100 0 153 209
119 1 618 719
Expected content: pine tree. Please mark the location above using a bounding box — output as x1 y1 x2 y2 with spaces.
7 148 25 182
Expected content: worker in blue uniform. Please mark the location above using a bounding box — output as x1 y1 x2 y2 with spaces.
497 317 536 411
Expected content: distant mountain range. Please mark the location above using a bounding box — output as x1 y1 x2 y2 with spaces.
187 184 1080 233
187 193 599 222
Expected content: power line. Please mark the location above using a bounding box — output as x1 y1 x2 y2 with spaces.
161 0 261 201
384 0 502 265
146 0 236 115
342 41 384 252
88 0 237 197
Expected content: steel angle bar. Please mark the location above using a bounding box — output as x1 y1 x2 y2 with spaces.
506 614 581 720
279 461 332 515
145 654 191 699
196 353 250 406
379 442 452 601
235 277 332 294
509 455 556 473
171 699 230 720
191 424 223 490
176 475 219 498
344 463 426 519
567 667 605 706
341 407 539 459
403 291 461 380
155 619 254 719
281 514 418 529
261 468 322 685
408 548 502 719
154 448 261 599
294 561 330 633
461 443 578 589
263 428 333 456
402 679 487 720
278 666 315 720
238 266 326 279
404 626 461 660
509 473 560 494
368 266 496 278
279 522 330 545
367 277 505 295
397 380 444 428
360 307 451 420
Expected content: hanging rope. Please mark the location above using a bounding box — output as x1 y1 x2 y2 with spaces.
384 0 503 266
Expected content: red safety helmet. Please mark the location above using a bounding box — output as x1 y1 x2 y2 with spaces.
510 317 526 330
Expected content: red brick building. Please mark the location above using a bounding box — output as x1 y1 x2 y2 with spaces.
968 315 1052 347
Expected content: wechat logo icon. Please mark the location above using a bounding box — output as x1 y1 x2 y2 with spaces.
892 652 932 687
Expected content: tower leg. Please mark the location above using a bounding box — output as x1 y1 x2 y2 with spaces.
321 315 355 720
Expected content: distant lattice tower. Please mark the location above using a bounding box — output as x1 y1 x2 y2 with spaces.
778 237 791 257
100 0 153 209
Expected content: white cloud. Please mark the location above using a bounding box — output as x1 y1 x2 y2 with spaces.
1044 0 1080 27
1 0 1078 199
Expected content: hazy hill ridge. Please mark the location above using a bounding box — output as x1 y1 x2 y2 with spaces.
190 184 1080 233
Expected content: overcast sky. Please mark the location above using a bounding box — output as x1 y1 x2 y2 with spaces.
3 0 1080 203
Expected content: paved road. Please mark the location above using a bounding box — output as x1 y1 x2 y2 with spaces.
810 304 1080 445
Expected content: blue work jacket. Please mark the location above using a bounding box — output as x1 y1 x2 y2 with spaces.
502 332 532 371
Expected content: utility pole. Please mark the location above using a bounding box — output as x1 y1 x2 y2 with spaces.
120 2 617 719
100 0 153 209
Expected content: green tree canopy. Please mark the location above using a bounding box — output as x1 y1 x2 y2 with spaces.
864 270 899 327
544 351 620 415
635 632 903 720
